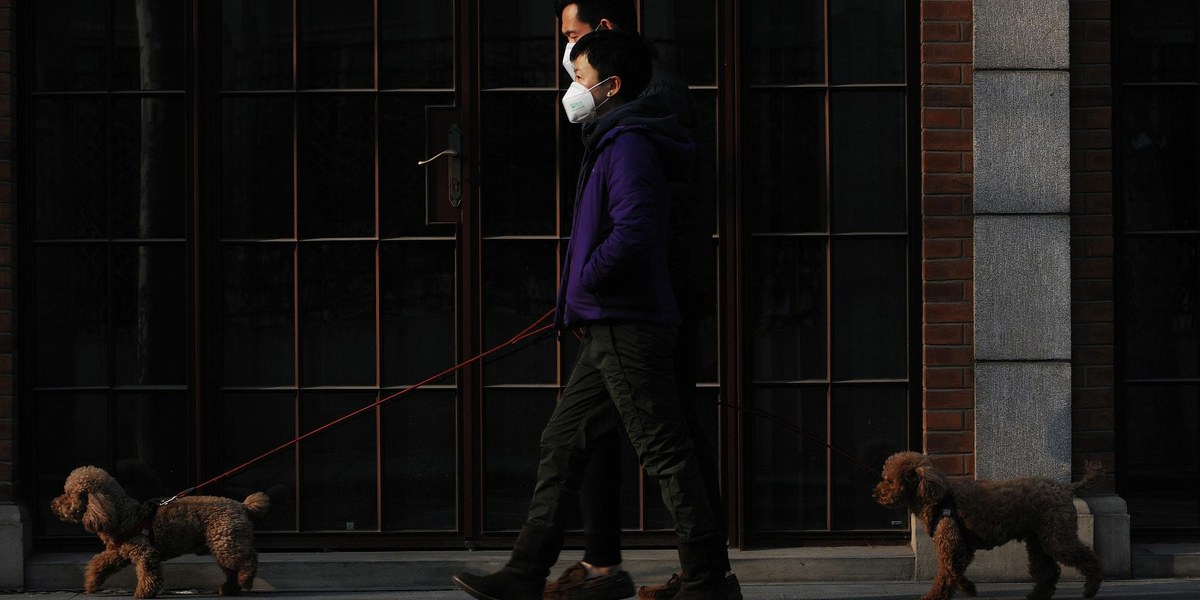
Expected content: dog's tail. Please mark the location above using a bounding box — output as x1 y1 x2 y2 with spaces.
242 492 270 518
1071 461 1104 494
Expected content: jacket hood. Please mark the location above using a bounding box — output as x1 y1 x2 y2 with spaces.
582 93 695 180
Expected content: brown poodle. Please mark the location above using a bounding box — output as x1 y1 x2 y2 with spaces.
51 465 269 599
873 451 1102 600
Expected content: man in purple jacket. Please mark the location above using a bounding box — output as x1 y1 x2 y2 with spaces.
451 29 730 600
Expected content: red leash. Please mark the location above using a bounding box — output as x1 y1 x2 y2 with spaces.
160 308 557 505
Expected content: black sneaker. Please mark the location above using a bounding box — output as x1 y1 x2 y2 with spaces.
543 562 635 600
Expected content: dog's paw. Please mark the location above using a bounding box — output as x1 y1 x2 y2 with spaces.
957 581 977 596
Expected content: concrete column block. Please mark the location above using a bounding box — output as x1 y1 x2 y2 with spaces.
974 70 1071 214
975 215 1072 360
974 0 1069 69
975 361 1072 482
0 503 31 590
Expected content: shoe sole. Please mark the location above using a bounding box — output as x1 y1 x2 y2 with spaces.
451 574 503 600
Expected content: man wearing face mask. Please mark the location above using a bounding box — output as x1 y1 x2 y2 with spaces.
552 3 734 600
451 30 731 600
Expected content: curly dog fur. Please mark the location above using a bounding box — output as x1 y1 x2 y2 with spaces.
51 465 269 599
873 452 1102 600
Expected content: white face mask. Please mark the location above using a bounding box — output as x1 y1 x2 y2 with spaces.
561 76 614 124
561 42 576 80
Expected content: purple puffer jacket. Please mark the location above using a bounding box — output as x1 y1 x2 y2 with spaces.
555 94 696 330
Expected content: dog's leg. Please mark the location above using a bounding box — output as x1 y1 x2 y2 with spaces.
1044 535 1103 598
923 524 962 600
83 547 129 594
130 547 163 599
236 553 258 592
213 548 258 595
952 548 977 597
1025 537 1060 600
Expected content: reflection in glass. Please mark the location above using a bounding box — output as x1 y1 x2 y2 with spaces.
34 0 106 91
113 245 187 386
1119 0 1197 83
34 394 108 537
831 0 905 85
642 0 717 86
483 241 558 385
111 97 186 239
1123 385 1200 527
381 0 454 89
35 98 107 240
482 93 558 237
382 242 455 386
484 389 556 530
749 0 824 85
750 239 826 381
748 91 826 233
299 95 375 238
1121 89 1199 232
301 243 376 386
382 392 457 530
113 0 186 90
222 0 293 90
830 385 907 530
222 245 295 387
1123 237 1200 380
300 392 378 531
113 393 190 499
481 0 555 89
299 0 373 89
222 97 295 239
35 246 108 387
831 91 907 233
379 93 456 238
832 239 907 380
748 386 827 530
217 393 298 532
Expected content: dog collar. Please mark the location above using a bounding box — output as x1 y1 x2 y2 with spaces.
114 502 159 546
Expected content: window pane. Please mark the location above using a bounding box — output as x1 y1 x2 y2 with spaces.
831 0 905 85
222 0 293 90
111 97 187 239
832 238 908 380
216 392 298 532
483 240 557 385
484 389 556 530
747 386 827 531
748 90 826 233
222 97 295 239
831 91 907 233
35 98 107 240
379 92 456 238
481 0 555 89
382 391 457 530
113 393 190 499
1119 0 1197 83
381 241 455 387
35 246 108 387
482 92 557 237
299 0 373 89
1121 88 1199 232
642 0 717 86
34 393 108 537
222 244 295 387
113 245 187 386
830 385 908 530
750 238 827 381
300 392 378 531
1124 385 1200 528
1123 237 1200 380
381 0 454 89
34 0 106 91
298 95 375 238
300 243 376 386
113 0 186 90
748 0 824 85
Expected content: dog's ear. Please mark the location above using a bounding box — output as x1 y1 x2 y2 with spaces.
915 463 948 502
81 491 116 533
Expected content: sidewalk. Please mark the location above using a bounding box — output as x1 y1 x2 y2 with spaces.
4 579 1200 599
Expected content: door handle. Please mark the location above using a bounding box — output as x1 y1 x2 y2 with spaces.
418 123 463 208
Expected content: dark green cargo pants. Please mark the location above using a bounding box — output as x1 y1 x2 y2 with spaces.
524 320 718 541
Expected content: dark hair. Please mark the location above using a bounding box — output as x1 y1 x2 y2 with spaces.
570 29 653 101
554 0 637 31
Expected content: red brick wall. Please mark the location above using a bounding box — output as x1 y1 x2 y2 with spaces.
920 0 975 479
0 0 13 502
1069 0 1116 490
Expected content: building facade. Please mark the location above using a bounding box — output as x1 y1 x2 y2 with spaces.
0 0 1197 588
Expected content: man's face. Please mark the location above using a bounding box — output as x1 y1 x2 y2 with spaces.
560 4 594 43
